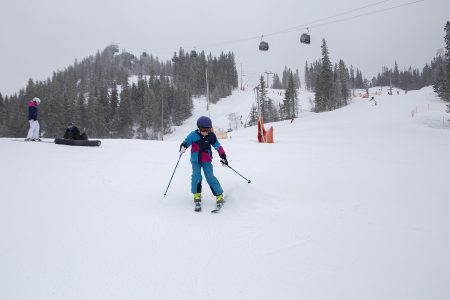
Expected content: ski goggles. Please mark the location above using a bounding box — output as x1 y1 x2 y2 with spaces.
199 127 211 132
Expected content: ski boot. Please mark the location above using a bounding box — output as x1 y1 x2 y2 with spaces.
194 193 202 212
211 194 224 213
216 194 224 208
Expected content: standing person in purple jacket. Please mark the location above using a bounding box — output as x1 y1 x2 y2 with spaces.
25 97 41 141
179 116 228 211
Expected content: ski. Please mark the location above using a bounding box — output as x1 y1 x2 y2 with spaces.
211 203 223 213
11 139 53 143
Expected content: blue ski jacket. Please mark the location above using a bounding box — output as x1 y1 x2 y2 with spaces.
182 130 226 163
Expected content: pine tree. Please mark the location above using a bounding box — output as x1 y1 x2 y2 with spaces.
75 93 87 129
159 77 172 137
314 39 333 112
294 69 301 89
422 63 432 86
304 61 311 91
0 93 5 135
350 65 355 96
257 76 268 121
4 94 22 137
308 60 321 91
338 60 350 107
148 78 164 138
272 74 283 89
260 77 268 119
281 66 289 89
85 89 98 137
444 21 450 101
116 82 133 138
247 104 258 126
44 77 65 137
109 83 119 131
172 85 192 125
433 60 447 98
355 69 364 89
393 61 400 87
282 73 298 119
331 63 341 110
97 85 110 137
266 98 279 123
134 78 148 138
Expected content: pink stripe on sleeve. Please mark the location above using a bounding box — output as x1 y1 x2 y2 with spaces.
218 146 225 156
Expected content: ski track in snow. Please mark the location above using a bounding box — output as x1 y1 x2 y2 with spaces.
1 87 450 300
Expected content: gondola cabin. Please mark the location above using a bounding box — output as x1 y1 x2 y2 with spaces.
300 33 311 44
259 41 269 51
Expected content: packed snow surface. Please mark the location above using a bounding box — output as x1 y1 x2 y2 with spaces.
1 87 449 300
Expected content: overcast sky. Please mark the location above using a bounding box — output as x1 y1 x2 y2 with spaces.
0 0 449 96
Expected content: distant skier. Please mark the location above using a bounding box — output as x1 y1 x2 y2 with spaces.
179 116 228 211
25 97 41 141
370 96 378 106
63 122 88 140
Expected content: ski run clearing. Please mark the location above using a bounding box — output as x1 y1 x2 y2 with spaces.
1 86 450 300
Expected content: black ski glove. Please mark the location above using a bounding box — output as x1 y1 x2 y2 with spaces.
220 153 228 166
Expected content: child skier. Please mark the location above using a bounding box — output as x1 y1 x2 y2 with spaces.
25 97 41 141
179 116 228 211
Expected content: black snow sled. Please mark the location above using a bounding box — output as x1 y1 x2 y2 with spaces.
54 138 101 147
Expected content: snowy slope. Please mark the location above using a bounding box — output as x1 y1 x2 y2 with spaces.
1 87 450 300
165 87 315 141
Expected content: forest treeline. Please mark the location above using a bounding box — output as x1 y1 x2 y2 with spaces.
0 45 238 138
1 21 449 137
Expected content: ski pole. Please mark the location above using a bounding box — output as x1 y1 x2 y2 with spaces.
163 153 183 197
221 160 251 183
